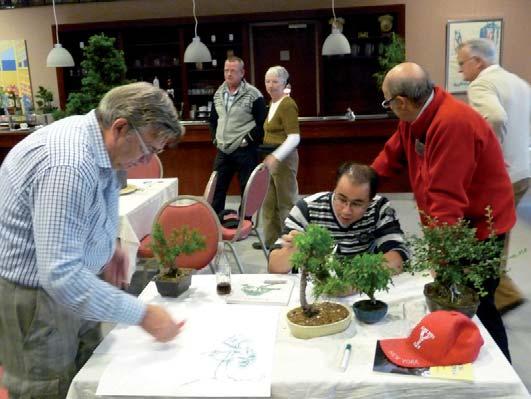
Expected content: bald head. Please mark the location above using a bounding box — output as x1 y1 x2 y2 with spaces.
383 62 434 106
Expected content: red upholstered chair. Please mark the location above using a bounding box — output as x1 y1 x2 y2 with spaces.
203 171 218 205
0 365 8 399
222 163 270 273
126 154 163 179
138 195 221 272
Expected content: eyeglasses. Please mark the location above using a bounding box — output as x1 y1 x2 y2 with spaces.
457 57 475 67
129 122 164 157
332 192 369 210
381 96 398 109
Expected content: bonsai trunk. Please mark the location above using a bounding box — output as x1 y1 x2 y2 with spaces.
300 267 317 317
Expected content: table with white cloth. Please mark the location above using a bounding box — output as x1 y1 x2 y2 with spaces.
67 274 529 399
119 178 178 280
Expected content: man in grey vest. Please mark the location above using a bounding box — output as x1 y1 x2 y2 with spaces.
209 56 267 215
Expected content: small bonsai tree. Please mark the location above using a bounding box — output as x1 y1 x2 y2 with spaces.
35 86 57 114
150 223 206 280
373 32 405 89
406 207 506 301
291 224 334 317
65 33 128 116
326 253 392 304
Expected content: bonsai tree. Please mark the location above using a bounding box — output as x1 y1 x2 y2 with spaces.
290 224 334 317
406 206 508 312
150 223 206 280
65 33 128 116
372 32 405 89
35 86 57 114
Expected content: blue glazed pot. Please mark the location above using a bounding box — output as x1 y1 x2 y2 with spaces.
353 299 388 324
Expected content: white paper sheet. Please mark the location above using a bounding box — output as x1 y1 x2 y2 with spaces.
96 304 279 397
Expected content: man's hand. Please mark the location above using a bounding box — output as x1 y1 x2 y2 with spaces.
103 246 130 289
280 230 302 250
141 304 186 342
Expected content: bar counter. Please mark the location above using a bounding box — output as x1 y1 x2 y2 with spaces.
0 115 410 195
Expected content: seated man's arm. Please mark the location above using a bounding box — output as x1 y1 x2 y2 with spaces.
268 230 301 274
383 250 404 274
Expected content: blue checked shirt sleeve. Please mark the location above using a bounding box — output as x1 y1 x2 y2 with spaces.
31 165 146 325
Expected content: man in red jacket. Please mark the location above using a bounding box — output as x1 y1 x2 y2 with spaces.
371 62 515 361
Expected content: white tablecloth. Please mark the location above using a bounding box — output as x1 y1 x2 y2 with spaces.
119 178 178 280
67 274 529 398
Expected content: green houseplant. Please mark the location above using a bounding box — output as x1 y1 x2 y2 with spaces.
372 32 405 89
286 224 352 339
65 33 128 116
406 207 505 317
149 223 206 297
35 86 57 114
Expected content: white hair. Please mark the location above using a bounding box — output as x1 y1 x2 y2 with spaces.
460 38 497 65
265 65 289 85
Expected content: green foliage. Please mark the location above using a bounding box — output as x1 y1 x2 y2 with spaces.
65 33 128 116
406 207 507 298
291 224 393 314
35 86 57 114
150 223 206 278
373 33 405 89
316 253 392 304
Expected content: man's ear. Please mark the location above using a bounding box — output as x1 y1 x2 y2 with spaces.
110 118 129 139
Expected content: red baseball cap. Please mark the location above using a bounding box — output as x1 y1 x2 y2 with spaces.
379 310 484 368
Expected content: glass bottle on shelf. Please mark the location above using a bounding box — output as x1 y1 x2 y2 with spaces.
153 76 159 88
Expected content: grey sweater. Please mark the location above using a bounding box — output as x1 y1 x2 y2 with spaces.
209 80 267 154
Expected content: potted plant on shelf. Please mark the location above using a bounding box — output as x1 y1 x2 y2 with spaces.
372 32 405 90
406 207 506 317
149 223 206 297
286 224 353 339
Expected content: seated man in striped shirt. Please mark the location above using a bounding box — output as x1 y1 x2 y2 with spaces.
268 162 409 274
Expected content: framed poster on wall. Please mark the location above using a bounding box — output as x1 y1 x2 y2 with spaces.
0 39 33 114
445 18 502 94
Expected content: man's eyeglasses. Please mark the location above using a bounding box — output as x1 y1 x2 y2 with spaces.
332 192 369 210
129 122 164 157
381 96 398 109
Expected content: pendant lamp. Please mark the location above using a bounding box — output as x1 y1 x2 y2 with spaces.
184 0 212 63
46 0 75 67
322 0 351 56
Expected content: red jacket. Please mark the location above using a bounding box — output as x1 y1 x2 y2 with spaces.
372 86 515 239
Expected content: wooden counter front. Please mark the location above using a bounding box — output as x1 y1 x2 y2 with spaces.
0 118 411 195
162 118 410 195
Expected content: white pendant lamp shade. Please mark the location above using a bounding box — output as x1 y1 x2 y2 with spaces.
47 0 75 67
322 27 351 55
322 0 351 56
184 36 212 63
184 0 212 63
47 43 75 67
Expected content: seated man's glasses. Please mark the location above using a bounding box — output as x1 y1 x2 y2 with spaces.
129 122 164 157
332 192 369 210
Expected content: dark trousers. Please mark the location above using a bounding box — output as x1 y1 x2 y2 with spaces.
475 276 511 362
212 146 259 215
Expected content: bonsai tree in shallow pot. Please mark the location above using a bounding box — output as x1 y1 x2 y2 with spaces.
286 224 353 339
333 253 393 324
149 223 206 297
406 207 506 317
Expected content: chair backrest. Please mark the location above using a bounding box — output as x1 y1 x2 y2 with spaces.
242 163 270 219
127 154 163 179
203 170 218 205
152 195 221 270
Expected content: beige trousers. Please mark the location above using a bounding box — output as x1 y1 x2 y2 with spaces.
263 150 299 247
496 177 530 310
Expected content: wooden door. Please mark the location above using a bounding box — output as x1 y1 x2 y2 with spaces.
250 22 318 116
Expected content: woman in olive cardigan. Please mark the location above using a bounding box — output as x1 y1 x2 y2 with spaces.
259 66 300 249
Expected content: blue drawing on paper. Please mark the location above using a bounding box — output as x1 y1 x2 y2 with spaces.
208 335 257 381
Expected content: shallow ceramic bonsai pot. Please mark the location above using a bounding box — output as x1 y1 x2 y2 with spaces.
423 282 479 318
153 270 192 298
352 299 388 324
286 303 353 339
